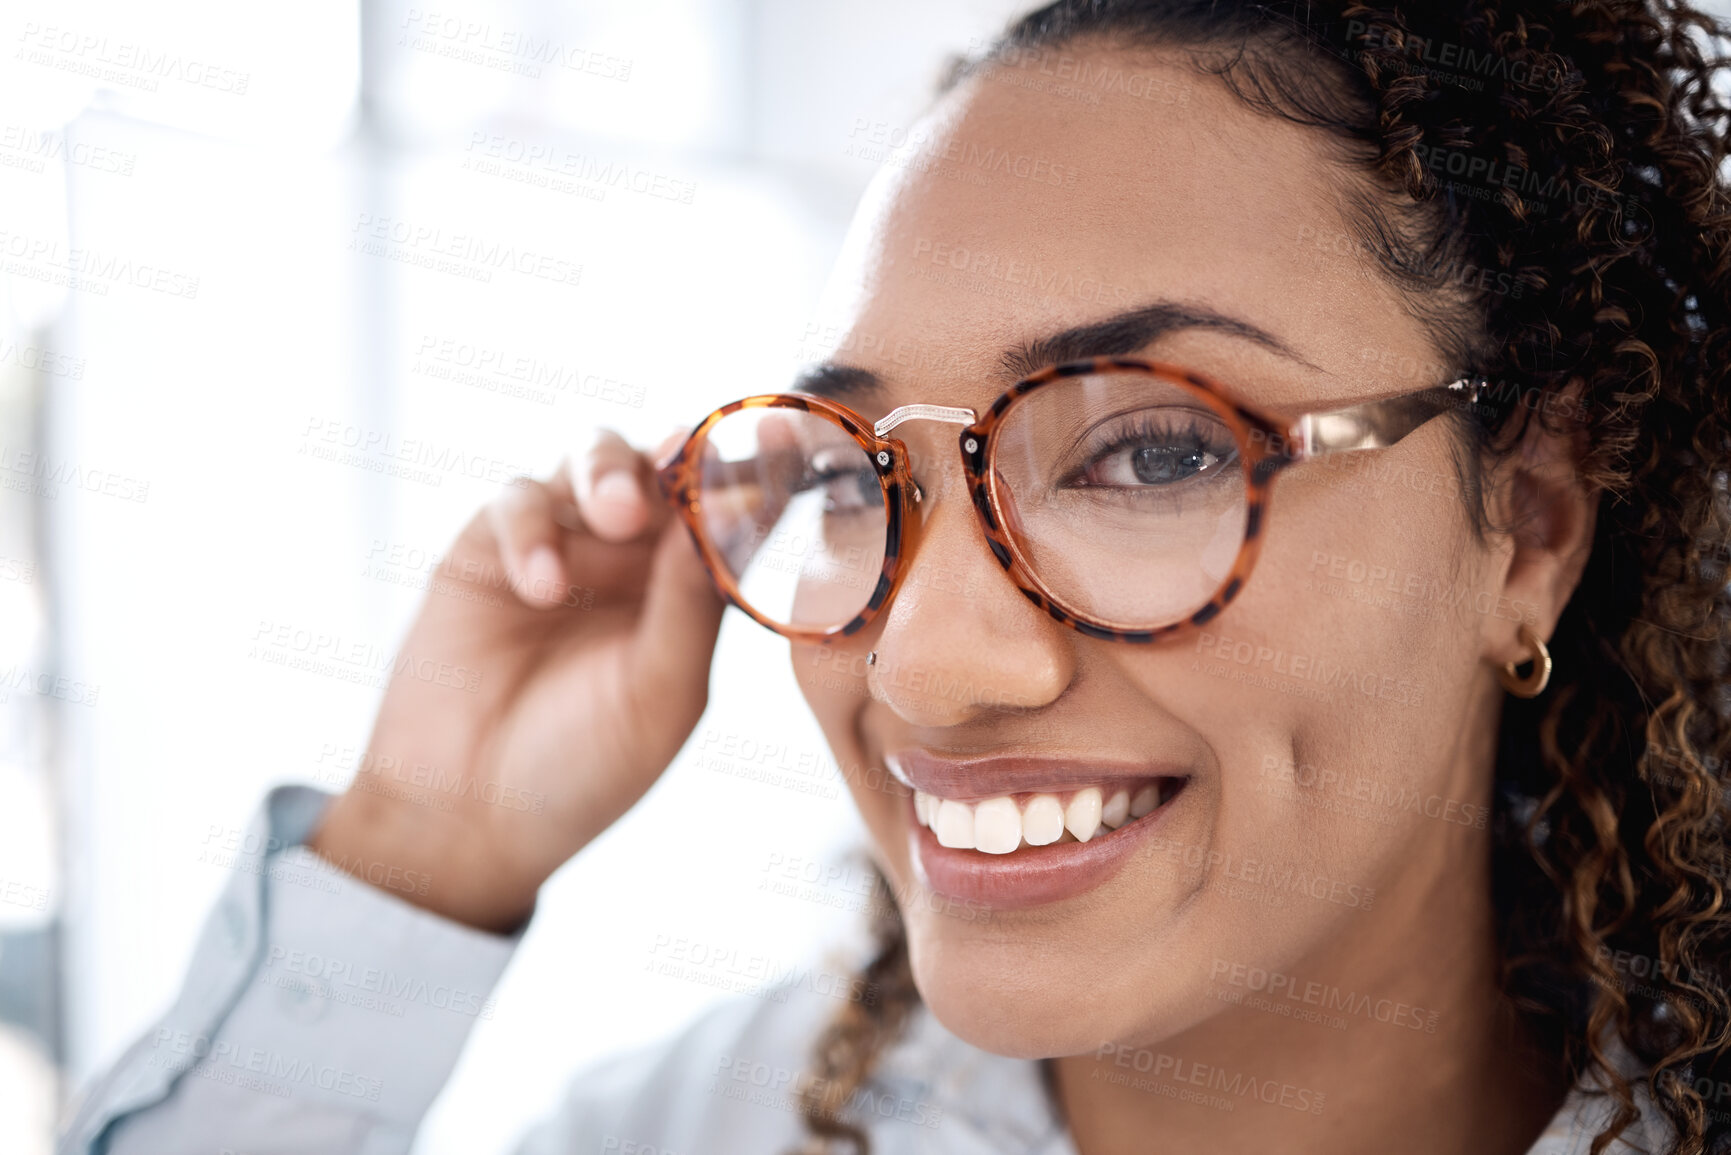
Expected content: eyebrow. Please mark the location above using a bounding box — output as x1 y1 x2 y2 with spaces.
791 301 1315 401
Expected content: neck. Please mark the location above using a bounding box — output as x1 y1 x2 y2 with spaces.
1051 821 1570 1154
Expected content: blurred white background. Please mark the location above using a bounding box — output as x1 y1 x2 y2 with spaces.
0 1 1037 1151
9 2 1731 1153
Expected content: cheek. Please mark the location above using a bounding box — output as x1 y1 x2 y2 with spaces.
792 642 873 723
790 642 915 882
1259 454 1493 698
841 774 912 893
1135 460 1493 860
1190 464 1489 810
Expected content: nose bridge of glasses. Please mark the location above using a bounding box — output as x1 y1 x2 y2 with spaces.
871 403 977 438
872 404 978 512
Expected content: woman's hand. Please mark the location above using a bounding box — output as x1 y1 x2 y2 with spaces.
307 430 725 933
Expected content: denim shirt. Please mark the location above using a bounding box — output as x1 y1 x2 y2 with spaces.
56 786 1671 1155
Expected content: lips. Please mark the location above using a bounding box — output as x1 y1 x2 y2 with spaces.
885 749 1193 910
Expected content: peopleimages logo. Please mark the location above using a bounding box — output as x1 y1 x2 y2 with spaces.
1092 1042 1326 1115
463 133 695 204
1258 755 1490 830
909 237 1135 307
14 23 252 94
347 214 583 288
1193 631 1425 707
150 1030 381 1100
1343 21 1575 90
396 10 632 81
0 445 149 503
1305 551 1540 628
1210 958 1441 1033
1408 144 1644 219
250 618 483 694
0 230 200 299
0 125 135 176
412 335 648 408
1144 835 1376 911
262 946 497 1018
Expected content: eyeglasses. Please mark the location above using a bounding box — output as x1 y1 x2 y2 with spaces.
655 357 1485 644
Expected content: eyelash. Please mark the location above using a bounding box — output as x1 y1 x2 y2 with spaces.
1066 412 1236 487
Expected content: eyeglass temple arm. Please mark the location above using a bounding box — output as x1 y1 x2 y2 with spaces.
1285 377 1486 460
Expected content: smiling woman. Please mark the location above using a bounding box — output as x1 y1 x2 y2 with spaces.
57 2 1731 1155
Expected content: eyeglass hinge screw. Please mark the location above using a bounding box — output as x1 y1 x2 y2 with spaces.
876 451 890 467
963 437 978 454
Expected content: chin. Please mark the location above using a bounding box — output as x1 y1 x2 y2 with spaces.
903 919 1192 1060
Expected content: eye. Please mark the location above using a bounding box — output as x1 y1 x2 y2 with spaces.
806 449 879 514
1092 444 1222 486
1068 409 1238 490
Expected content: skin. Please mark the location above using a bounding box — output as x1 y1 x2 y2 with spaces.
311 43 1598 1155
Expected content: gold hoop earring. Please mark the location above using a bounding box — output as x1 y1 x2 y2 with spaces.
1498 624 1553 698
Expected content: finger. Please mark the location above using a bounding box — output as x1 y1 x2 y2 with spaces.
743 414 802 532
486 478 573 608
652 428 687 462
547 459 583 534
626 519 728 727
572 429 660 543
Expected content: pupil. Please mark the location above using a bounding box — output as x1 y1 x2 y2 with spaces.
1131 446 1207 484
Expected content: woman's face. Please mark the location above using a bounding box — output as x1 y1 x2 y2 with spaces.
793 45 1517 1058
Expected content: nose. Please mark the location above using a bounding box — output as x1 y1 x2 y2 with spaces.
865 427 1074 728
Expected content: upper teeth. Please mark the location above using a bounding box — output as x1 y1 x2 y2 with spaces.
913 784 1164 853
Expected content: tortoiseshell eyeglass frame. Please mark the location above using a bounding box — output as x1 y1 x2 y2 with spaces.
654 356 1487 645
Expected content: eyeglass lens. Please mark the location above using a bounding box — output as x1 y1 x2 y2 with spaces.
689 370 1249 635
990 371 1247 630
695 406 889 631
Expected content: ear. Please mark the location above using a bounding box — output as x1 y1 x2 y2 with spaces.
1478 400 1599 670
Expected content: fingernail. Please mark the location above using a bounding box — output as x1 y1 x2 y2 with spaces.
524 545 563 600
594 468 642 506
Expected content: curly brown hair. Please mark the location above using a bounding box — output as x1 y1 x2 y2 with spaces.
791 2 1731 1153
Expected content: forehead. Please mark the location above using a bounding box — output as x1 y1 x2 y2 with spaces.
817 45 1425 412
